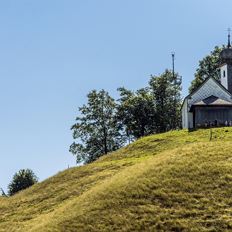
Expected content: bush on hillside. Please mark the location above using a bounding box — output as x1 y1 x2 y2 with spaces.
8 169 38 196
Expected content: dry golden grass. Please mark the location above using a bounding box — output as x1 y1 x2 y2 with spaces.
1 128 232 231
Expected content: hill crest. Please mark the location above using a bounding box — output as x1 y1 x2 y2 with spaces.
1 128 232 231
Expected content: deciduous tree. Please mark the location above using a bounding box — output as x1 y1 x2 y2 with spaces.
149 70 182 132
117 87 156 140
70 90 124 163
189 46 223 93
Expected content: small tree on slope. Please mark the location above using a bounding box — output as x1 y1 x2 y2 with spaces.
8 169 38 196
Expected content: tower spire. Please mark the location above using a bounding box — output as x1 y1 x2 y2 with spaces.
228 28 231 48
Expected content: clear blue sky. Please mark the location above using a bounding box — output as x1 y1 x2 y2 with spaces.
0 0 230 190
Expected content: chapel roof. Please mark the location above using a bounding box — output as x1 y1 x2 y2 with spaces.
193 95 232 106
181 76 232 110
220 47 232 65
220 30 232 65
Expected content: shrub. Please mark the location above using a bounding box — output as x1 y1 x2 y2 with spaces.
8 169 38 196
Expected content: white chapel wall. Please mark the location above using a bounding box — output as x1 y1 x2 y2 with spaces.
220 64 228 89
182 99 194 129
181 99 188 128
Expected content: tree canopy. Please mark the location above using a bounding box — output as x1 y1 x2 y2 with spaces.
70 89 125 164
70 70 182 163
150 70 182 132
189 46 223 93
8 169 38 196
117 87 156 139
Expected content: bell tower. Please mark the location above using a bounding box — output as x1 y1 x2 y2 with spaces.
220 28 232 93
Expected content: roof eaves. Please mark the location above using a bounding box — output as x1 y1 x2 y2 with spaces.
181 77 232 110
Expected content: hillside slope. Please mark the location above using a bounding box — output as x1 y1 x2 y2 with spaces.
1 128 232 231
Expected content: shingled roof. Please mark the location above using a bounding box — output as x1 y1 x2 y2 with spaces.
193 95 232 106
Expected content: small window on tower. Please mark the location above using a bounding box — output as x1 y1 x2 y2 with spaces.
223 70 226 77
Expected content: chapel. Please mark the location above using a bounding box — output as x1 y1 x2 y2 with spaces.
182 35 232 129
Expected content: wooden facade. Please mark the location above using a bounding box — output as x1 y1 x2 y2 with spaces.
192 106 232 127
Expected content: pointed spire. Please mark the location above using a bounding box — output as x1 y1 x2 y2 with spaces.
228 28 231 48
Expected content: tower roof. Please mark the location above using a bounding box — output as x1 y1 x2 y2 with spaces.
220 48 232 64
220 29 232 65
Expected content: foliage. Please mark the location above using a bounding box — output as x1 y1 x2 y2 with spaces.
117 87 156 140
71 71 181 163
2 128 232 231
149 69 182 132
189 46 223 93
8 169 38 196
70 89 125 164
117 70 182 140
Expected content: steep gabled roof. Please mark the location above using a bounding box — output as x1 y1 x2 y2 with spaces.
181 77 232 110
193 95 232 106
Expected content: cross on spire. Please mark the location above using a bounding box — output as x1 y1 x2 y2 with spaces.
228 28 231 48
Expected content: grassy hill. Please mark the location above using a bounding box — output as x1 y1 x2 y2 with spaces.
1 128 232 231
